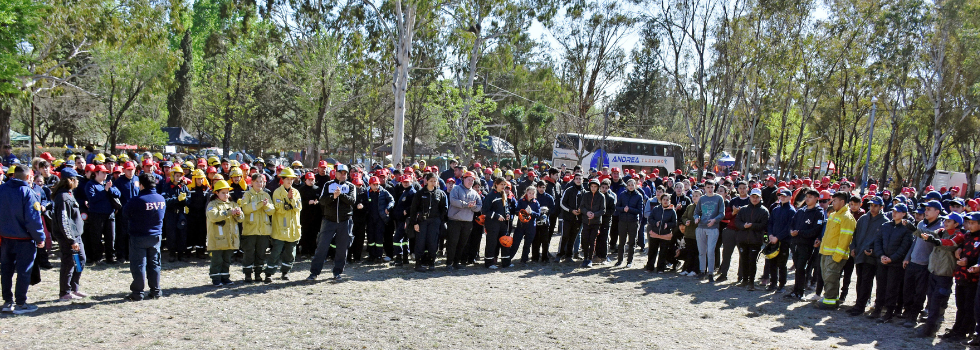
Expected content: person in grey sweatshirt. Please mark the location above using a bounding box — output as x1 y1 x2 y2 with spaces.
694 180 726 281
902 200 944 324
445 172 483 269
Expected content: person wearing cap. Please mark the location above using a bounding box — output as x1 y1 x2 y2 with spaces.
844 196 887 316
121 173 167 300
50 168 88 301
761 176 778 209
815 191 857 309
578 178 606 268
0 165 46 314
596 179 617 264
84 164 122 265
357 176 394 264
238 173 274 283
160 166 191 263
298 172 322 258
912 212 965 334
391 174 418 266
732 188 769 290
205 180 244 286
440 160 458 183
765 189 796 292
446 171 481 270
309 164 356 281
868 203 914 319
693 180 725 281
951 212 980 344
112 162 140 260
140 159 162 183
406 173 449 272
261 168 302 281
613 179 645 268
900 200 945 320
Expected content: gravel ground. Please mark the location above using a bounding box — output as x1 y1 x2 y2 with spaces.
0 235 968 349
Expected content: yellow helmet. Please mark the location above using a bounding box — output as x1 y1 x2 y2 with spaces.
291 160 303 168
229 167 243 177
212 180 231 192
171 166 185 174
279 168 298 178
118 154 130 162
153 152 164 160
93 153 106 163
192 169 207 179
493 169 502 177
505 170 514 177
53 159 65 168
107 155 117 162
229 160 240 168
184 161 194 169
208 156 220 166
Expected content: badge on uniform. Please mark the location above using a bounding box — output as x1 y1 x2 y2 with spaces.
33 201 41 212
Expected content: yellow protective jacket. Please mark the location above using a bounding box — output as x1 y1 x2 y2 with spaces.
819 206 857 262
239 188 274 236
271 186 303 242
206 199 244 251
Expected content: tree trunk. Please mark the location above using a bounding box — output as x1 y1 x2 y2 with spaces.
390 0 417 167
0 101 11 147
167 30 192 128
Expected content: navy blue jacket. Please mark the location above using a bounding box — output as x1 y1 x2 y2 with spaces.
115 175 140 207
791 205 825 244
122 188 166 237
615 189 645 222
0 179 45 242
874 220 915 264
392 185 416 222
85 179 121 214
536 192 557 218
767 202 797 242
515 196 541 227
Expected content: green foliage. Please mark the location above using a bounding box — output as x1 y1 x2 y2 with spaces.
427 80 497 161
0 0 46 95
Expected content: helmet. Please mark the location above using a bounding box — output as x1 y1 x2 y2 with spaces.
208 156 220 166
499 235 513 248
153 152 164 160
229 167 243 177
475 215 486 226
192 169 207 179
171 166 185 174
212 180 231 192
518 209 534 223
93 153 106 163
117 154 129 162
184 161 194 169
52 159 65 168
279 168 298 178
229 160 240 168
505 170 514 177
762 241 780 259
291 160 303 168
206 166 217 174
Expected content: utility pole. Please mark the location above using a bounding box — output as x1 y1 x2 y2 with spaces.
860 97 878 196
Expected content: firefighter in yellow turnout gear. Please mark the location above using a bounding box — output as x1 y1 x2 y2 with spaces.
239 173 275 283
267 168 303 280
207 180 245 286
817 191 858 309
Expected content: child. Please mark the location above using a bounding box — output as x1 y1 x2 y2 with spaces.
239 173 275 283
206 180 244 286
917 213 965 336
953 213 980 345
267 168 302 280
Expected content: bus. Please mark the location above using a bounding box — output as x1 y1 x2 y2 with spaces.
552 133 685 175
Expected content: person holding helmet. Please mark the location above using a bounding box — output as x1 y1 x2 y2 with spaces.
482 177 513 269
187 169 212 258
240 173 275 283
578 178 606 268
765 189 796 292
206 180 244 286
265 168 303 280
506 185 541 267
308 164 356 281
914 212 965 334
359 176 393 263
85 164 122 265
815 192 858 309
161 166 191 263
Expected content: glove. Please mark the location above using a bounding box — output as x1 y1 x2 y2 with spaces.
184 207 189 214
178 192 187 201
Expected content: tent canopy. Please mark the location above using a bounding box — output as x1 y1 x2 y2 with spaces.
9 130 30 142
476 135 514 157
162 127 211 147
717 153 736 167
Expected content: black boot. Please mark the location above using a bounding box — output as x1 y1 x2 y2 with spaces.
867 307 882 319
877 309 894 323
169 251 178 263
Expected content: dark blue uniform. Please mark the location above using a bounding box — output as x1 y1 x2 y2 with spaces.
0 178 45 307
122 188 165 300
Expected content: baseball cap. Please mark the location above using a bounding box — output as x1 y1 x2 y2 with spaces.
304 172 315 180
963 212 980 222
943 212 964 226
84 164 96 173
60 168 79 178
893 203 909 213
369 176 381 185
39 152 55 161
93 165 110 173
924 200 944 211
123 161 136 170
778 189 792 197
750 188 762 197
868 196 884 206
925 191 942 201
141 159 154 167
336 164 349 173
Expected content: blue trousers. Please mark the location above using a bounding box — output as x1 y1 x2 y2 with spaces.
311 219 352 277
509 223 537 264
393 220 411 262
129 235 161 296
366 218 385 259
1 239 37 305
484 219 507 267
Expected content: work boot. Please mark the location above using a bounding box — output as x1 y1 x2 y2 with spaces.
244 275 253 283
846 307 864 317
867 307 882 319
877 309 894 323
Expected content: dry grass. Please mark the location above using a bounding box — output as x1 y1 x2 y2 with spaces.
0 235 965 349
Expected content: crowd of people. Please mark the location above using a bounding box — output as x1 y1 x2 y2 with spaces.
2 147 980 345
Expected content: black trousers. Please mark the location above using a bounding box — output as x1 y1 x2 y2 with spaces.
683 238 700 273
581 224 601 261
484 219 507 267
445 220 472 266
608 217 620 254
559 218 581 260
952 281 978 335
114 214 130 261
531 223 552 262
840 257 855 301
902 262 929 317
347 220 366 262
874 263 905 310
615 221 639 264
718 228 738 279
56 239 84 297
765 242 790 287
791 242 815 295
596 217 612 259
462 222 484 263
924 274 954 329
85 212 116 262
383 219 395 258
738 243 761 282
852 262 878 309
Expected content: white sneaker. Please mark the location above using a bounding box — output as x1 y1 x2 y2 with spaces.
382 257 392 262
1 303 12 313
488 265 499 269
807 294 822 301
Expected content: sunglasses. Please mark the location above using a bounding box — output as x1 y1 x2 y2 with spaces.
819 200 829 204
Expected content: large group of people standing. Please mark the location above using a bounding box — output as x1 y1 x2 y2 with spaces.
2 147 980 345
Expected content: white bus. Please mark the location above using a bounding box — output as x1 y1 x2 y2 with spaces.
552 133 685 175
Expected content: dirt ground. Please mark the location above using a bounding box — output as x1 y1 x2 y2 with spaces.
0 234 968 349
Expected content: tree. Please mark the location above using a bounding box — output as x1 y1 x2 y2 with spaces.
500 102 554 163
427 80 496 162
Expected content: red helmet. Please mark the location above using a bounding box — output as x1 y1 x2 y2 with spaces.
122 161 136 170
499 235 513 248
141 159 154 167
318 160 328 168
819 190 832 201
206 166 218 174
304 172 315 180
84 164 96 173
369 176 381 185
